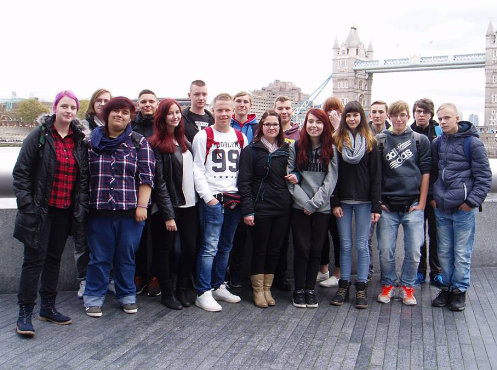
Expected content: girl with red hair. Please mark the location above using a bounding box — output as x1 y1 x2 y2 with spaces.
149 99 198 310
286 108 338 308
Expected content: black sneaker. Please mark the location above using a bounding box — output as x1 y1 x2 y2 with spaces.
449 289 466 311
432 288 451 307
305 290 318 308
292 290 306 308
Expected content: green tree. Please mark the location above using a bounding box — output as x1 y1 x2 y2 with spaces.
17 99 50 122
77 100 89 120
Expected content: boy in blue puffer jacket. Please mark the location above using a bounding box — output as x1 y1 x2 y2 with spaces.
430 103 492 311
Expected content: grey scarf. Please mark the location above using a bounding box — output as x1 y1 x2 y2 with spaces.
342 131 366 164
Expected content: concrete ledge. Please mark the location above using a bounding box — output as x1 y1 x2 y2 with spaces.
1 200 496 294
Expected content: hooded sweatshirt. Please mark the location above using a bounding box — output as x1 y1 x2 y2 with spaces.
287 141 338 214
231 114 258 143
431 121 491 212
284 122 301 143
378 127 431 199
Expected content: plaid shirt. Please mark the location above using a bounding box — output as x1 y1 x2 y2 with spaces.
89 134 155 211
48 126 78 209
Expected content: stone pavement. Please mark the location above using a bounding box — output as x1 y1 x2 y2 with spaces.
1 268 496 369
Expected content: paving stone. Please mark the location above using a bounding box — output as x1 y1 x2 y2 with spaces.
0 268 496 369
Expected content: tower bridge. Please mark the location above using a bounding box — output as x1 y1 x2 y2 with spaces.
295 23 497 127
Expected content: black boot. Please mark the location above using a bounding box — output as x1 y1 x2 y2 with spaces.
16 304 35 337
432 287 451 307
160 280 183 310
449 289 466 311
331 280 350 306
39 296 72 325
176 289 191 308
355 282 368 309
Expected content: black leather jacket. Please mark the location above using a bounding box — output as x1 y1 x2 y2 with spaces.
152 140 194 221
12 114 89 246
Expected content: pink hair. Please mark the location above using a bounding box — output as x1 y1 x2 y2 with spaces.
52 90 80 113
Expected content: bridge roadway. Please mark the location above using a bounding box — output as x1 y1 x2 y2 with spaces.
0 267 496 369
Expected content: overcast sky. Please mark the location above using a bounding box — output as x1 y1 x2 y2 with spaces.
2 0 496 122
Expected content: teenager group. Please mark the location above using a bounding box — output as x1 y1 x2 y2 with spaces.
12 83 492 338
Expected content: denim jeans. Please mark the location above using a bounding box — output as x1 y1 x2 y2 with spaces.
377 206 424 287
197 200 241 295
336 202 371 283
84 214 144 307
435 208 476 292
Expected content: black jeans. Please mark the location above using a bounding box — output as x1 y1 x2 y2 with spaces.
292 209 331 291
320 213 341 268
72 219 89 281
135 217 151 280
18 207 72 305
150 206 198 288
250 215 290 275
417 203 441 279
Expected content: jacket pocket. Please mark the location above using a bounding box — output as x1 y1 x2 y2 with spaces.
13 211 39 247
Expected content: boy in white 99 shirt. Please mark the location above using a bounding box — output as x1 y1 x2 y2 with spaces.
192 93 247 312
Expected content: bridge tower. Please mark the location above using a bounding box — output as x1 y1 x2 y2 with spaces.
332 26 373 107
485 22 497 126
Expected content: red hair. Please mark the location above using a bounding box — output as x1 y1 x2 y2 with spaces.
149 99 188 154
297 108 335 170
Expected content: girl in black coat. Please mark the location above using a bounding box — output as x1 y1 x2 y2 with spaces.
13 91 88 337
149 99 198 309
238 110 291 308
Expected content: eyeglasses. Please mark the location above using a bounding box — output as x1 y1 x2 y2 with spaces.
414 109 428 115
262 123 279 128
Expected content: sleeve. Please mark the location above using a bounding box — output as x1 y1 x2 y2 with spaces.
430 138 440 191
369 143 382 214
151 150 175 220
12 128 40 211
418 135 431 174
466 138 492 208
305 146 338 214
192 130 214 203
136 137 155 187
77 140 90 212
287 141 309 205
237 145 255 216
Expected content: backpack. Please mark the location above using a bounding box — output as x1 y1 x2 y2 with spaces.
436 135 473 163
204 126 244 163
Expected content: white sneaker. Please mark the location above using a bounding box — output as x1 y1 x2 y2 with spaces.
320 275 339 288
212 283 241 303
77 280 86 299
195 290 222 312
316 271 329 282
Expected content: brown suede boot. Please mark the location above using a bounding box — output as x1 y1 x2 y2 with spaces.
263 274 276 306
250 274 268 308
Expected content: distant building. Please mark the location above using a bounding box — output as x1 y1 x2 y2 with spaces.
250 80 309 119
469 114 480 126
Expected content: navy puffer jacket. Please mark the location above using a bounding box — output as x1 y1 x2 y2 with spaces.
431 121 492 212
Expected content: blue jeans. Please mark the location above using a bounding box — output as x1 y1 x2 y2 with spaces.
197 200 241 295
336 202 371 283
435 208 476 292
84 214 144 307
377 206 424 287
